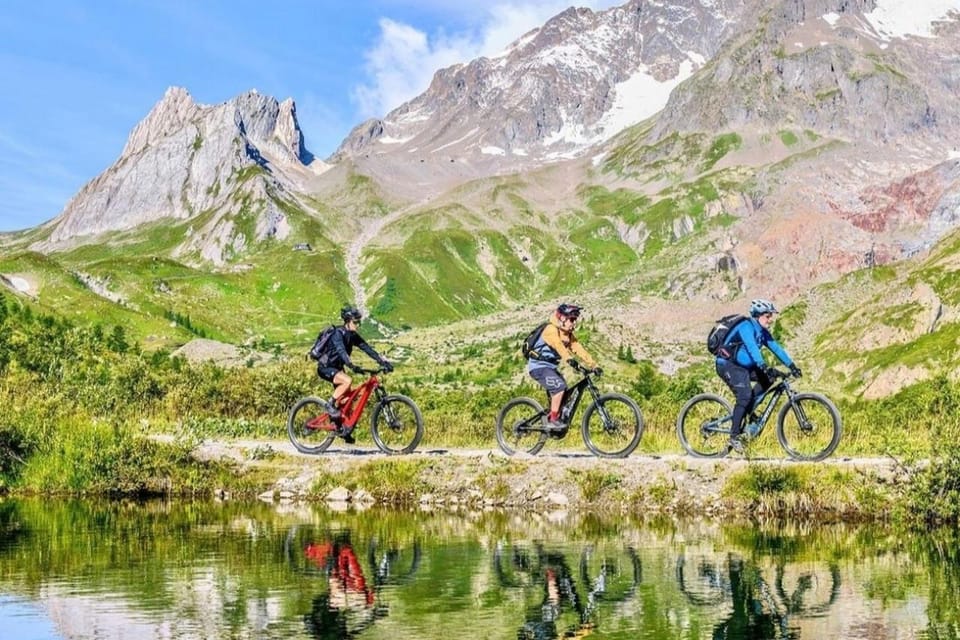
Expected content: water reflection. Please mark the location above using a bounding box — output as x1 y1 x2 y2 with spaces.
0 499 955 639
299 533 421 639
494 541 641 639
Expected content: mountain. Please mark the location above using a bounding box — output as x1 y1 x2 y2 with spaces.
36 87 329 265
332 0 750 193
1 0 960 398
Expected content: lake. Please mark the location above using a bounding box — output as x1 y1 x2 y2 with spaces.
0 498 955 639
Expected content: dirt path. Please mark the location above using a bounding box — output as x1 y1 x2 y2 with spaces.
192 438 903 514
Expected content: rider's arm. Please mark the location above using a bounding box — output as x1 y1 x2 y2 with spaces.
355 335 385 364
568 337 597 368
763 331 794 367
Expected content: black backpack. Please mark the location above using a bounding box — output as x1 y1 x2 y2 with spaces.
521 322 549 359
308 325 337 361
706 314 748 358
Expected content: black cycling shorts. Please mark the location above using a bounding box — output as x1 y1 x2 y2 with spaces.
317 366 341 382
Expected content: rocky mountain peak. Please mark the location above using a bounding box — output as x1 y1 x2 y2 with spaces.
39 87 313 260
123 86 198 157
331 0 750 178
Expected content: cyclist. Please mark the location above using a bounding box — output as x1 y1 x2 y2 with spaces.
527 303 600 431
315 304 393 443
715 299 801 452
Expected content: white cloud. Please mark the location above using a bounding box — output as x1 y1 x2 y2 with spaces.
352 1 621 118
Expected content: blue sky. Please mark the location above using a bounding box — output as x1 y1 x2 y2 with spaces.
0 0 620 232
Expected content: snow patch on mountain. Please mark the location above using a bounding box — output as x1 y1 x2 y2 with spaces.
865 0 960 39
596 59 698 140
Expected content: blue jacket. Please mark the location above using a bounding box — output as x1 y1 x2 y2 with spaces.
716 317 794 370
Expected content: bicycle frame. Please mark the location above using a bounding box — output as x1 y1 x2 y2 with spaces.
528 371 603 433
307 371 385 431
708 376 794 438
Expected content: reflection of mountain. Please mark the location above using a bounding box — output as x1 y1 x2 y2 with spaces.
43 588 289 640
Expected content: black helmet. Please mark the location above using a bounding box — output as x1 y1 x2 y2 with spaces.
556 303 582 319
340 305 363 322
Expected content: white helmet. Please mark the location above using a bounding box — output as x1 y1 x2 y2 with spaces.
749 299 778 317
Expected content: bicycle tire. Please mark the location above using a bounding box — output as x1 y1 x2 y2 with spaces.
775 562 841 616
581 393 643 458
495 397 548 456
287 396 336 454
579 544 642 604
371 394 424 454
776 392 842 461
676 553 732 606
676 394 732 458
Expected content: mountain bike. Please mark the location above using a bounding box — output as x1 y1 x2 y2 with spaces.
495 362 643 458
287 366 424 455
676 368 841 461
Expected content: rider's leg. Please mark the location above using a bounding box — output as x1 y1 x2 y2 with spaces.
328 371 353 419
549 392 563 421
530 366 567 427
717 360 753 441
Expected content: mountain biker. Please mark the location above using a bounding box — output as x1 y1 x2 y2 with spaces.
527 303 600 431
715 299 801 453
316 305 393 443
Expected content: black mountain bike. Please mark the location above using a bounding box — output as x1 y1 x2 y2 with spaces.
495 362 643 458
676 369 841 461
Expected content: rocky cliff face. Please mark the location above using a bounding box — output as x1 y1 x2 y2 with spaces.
41 87 317 262
652 0 958 144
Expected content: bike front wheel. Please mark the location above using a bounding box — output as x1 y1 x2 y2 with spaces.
495 397 548 456
776 393 842 461
371 394 424 454
676 394 732 458
287 396 336 454
581 393 643 458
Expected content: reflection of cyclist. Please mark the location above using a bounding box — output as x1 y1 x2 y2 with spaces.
715 299 801 453
527 303 600 431
304 540 375 639
517 552 594 640
712 554 787 640
315 305 393 443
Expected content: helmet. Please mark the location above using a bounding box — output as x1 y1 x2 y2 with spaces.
556 303 582 319
749 298 778 317
340 305 363 322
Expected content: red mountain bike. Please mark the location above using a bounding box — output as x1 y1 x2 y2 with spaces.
287 366 424 454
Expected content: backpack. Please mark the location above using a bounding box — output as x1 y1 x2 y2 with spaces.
521 322 549 360
308 325 337 361
706 314 749 358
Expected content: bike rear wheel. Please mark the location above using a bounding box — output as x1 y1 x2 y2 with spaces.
287 396 336 454
371 394 424 454
776 393 842 461
495 397 548 456
676 394 732 458
581 393 643 458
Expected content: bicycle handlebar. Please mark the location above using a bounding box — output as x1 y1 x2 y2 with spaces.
569 361 602 377
767 368 798 380
351 366 390 376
